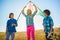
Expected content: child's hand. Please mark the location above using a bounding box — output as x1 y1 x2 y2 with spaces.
33 4 36 7
12 24 16 27
29 1 32 3
22 6 26 11
33 4 37 10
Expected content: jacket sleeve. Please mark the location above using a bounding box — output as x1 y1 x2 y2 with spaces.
15 20 18 27
32 10 37 17
49 17 54 26
22 11 27 17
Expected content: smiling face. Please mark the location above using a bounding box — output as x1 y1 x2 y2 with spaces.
27 9 32 15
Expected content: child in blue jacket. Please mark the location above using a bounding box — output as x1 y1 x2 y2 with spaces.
43 9 54 40
6 13 18 40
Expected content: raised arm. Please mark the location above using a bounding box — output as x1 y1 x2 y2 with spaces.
32 4 37 17
22 6 27 17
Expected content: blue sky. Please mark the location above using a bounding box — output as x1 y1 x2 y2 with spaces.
0 0 60 32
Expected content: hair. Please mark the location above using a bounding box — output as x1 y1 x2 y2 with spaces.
27 9 32 15
9 13 14 18
44 9 50 16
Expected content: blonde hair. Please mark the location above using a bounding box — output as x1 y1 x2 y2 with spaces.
27 9 32 16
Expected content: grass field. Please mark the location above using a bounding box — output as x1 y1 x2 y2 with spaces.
0 28 60 40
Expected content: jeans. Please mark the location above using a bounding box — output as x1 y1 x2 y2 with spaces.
6 32 15 40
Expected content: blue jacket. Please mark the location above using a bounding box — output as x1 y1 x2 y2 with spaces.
43 16 54 33
7 19 17 32
22 11 37 26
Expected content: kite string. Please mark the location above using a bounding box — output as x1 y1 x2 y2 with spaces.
17 12 21 21
17 1 31 21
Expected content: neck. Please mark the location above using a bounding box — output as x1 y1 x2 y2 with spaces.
28 14 31 16
46 15 49 16
10 18 14 20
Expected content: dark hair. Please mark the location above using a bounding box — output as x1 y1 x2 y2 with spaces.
44 9 50 15
9 13 14 18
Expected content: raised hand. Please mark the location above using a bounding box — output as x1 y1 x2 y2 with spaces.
22 6 26 12
33 4 37 11
29 1 32 3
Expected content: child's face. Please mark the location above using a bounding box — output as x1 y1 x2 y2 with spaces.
10 14 14 19
27 9 32 15
44 12 47 16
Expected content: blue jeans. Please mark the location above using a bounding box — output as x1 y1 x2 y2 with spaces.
6 32 15 40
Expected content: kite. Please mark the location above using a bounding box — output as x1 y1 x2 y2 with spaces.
17 1 45 21
24 1 35 15
37 7 45 17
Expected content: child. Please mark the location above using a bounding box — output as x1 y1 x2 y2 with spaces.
6 13 17 40
22 4 37 40
43 9 54 40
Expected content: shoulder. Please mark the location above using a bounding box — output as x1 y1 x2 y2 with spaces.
13 19 17 21
7 19 10 22
48 16 53 20
7 19 11 23
43 16 47 20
